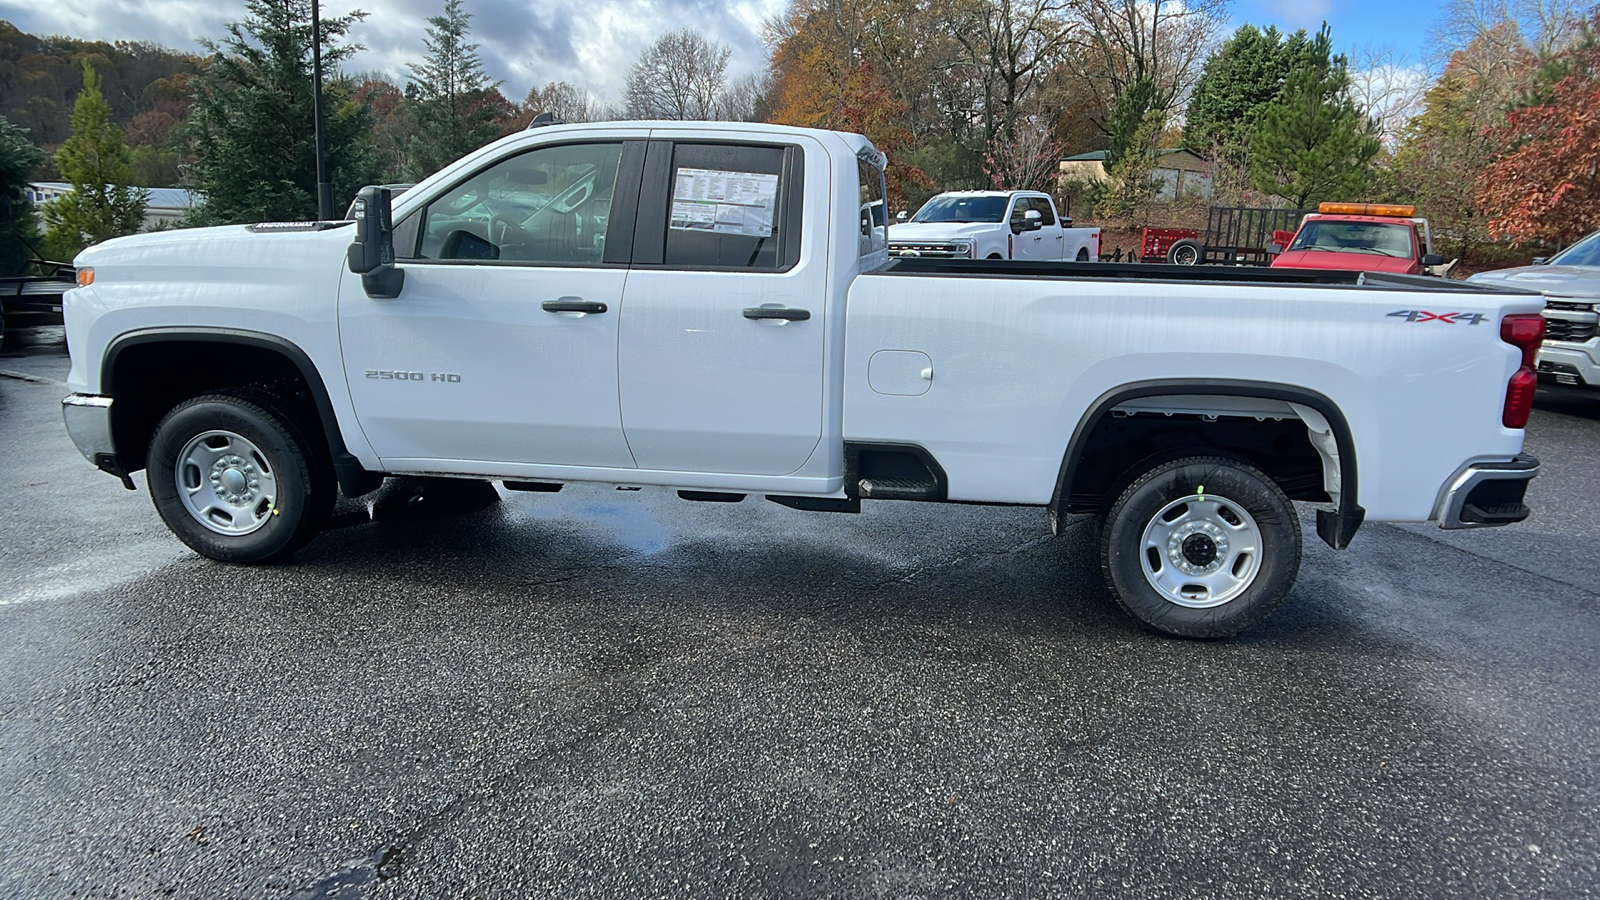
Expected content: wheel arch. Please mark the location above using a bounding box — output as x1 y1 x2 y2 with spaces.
1051 379 1364 549
101 327 381 497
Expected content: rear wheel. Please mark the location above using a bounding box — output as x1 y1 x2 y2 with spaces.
1100 456 1301 638
1076 247 1091 261
147 390 333 563
1167 239 1201 266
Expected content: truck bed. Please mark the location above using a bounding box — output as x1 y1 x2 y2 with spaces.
875 258 1517 293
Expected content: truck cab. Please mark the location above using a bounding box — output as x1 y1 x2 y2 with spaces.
888 191 1099 262
1271 203 1445 276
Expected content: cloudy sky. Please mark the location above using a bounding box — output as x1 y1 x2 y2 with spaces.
0 0 1442 107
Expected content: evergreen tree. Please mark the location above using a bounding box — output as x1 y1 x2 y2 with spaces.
41 60 147 260
405 0 508 180
1184 25 1312 163
0 116 47 275
1249 25 1380 208
186 0 380 224
1104 77 1158 170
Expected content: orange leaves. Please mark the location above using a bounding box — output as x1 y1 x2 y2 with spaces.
1477 39 1600 245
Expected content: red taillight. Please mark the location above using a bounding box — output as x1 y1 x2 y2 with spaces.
1501 314 1545 367
1500 314 1545 428
1504 368 1537 428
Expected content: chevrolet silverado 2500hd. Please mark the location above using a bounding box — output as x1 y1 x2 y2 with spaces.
60 121 1545 638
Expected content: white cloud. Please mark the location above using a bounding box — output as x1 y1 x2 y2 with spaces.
0 0 787 106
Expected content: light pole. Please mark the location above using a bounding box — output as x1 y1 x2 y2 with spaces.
311 0 334 220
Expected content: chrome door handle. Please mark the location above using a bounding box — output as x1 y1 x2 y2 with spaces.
542 298 608 314
742 307 810 321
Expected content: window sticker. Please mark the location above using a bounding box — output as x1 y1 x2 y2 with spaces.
670 167 779 237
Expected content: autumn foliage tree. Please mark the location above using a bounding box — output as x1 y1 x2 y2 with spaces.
1477 30 1600 245
768 17 930 206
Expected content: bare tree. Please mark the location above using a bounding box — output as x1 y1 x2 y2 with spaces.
624 29 732 120
1433 0 1588 64
950 0 1075 146
1063 0 1229 118
523 81 597 124
716 72 774 121
1347 45 1431 149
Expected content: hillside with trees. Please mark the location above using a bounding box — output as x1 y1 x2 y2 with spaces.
0 0 1595 258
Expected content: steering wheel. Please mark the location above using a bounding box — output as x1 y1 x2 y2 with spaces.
490 210 530 247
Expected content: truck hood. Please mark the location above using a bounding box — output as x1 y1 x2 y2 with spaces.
1271 249 1417 274
888 222 1004 241
75 222 356 269
1467 264 1600 299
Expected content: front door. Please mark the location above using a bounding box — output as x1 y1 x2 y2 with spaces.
617 138 829 476
339 138 641 469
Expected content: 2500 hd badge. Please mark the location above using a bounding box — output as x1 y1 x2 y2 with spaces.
365 370 462 383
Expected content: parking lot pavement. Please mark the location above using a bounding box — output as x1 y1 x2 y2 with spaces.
3 327 1599 899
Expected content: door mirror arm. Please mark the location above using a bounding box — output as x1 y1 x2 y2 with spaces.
347 185 406 299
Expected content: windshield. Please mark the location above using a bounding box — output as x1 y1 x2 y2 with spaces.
1549 231 1600 267
1288 221 1415 259
911 195 1009 224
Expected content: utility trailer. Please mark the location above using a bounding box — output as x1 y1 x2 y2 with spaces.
1140 207 1312 266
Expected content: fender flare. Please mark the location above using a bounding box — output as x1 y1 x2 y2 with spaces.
102 327 383 497
1051 378 1364 549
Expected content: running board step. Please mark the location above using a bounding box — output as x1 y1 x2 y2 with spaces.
678 490 746 503
857 476 940 501
503 481 563 492
767 495 860 513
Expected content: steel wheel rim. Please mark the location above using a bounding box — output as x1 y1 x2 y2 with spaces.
1173 245 1198 265
175 429 278 536
1138 492 1263 608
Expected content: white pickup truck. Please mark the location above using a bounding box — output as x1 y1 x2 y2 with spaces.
888 190 1100 261
60 120 1545 638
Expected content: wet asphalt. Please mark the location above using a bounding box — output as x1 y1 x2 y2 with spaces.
2 326 1599 899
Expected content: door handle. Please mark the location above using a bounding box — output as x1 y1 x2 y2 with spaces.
542 298 608 314
742 307 810 321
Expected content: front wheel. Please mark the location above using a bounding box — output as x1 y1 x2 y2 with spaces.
147 390 333 563
1100 456 1301 638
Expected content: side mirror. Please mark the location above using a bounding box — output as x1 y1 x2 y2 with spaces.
896 210 908 222
1421 253 1445 267
346 186 405 299
1268 243 1283 255
1532 256 1549 265
1024 208 1044 231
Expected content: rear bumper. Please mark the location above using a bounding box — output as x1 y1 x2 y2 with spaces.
1435 454 1539 529
62 394 133 488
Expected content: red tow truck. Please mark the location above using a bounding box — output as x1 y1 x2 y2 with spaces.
1270 203 1446 276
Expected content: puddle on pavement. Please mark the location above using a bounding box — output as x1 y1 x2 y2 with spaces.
286 844 402 899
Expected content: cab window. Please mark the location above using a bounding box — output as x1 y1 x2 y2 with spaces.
408 142 623 265
858 157 887 256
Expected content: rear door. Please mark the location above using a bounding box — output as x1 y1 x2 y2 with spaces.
616 137 827 476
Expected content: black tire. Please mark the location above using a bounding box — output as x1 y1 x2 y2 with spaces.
1167 239 1201 265
1076 247 1091 261
147 389 333 563
986 253 1004 260
1099 456 1301 639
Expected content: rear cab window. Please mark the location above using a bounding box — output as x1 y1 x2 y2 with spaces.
631 142 804 271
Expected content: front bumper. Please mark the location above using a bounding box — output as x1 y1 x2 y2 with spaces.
1537 342 1600 388
1435 454 1539 529
62 394 134 489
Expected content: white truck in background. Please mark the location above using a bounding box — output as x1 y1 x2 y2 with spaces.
887 190 1100 261
60 120 1546 639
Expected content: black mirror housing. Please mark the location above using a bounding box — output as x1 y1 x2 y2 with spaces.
347 186 405 299
1421 253 1445 267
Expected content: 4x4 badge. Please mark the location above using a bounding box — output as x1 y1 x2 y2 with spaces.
1387 310 1487 324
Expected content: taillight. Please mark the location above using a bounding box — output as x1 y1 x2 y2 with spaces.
1501 313 1546 428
